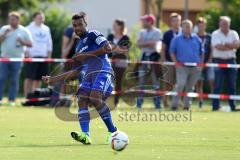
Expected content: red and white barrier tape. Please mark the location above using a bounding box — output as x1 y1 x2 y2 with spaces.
0 58 239 69
23 90 240 102
0 58 66 63
119 90 240 101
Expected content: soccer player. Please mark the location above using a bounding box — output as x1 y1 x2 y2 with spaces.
42 12 127 144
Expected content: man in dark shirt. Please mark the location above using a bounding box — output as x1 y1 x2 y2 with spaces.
161 13 182 108
195 17 213 108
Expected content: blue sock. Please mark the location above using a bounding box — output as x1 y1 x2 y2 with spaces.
97 104 117 133
78 108 90 136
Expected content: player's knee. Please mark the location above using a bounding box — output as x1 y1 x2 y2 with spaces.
78 96 89 107
89 96 103 107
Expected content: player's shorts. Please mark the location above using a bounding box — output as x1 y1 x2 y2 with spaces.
77 72 114 100
25 61 49 80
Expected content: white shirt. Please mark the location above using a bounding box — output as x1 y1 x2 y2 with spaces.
0 25 32 58
138 27 162 55
211 29 239 59
26 22 53 57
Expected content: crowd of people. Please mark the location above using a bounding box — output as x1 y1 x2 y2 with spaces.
0 11 239 111
137 13 240 111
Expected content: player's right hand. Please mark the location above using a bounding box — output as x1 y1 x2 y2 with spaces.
42 75 52 84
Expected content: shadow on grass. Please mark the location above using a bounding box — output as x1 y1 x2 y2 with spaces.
0 143 108 148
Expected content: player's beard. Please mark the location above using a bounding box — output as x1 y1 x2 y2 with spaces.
76 30 87 37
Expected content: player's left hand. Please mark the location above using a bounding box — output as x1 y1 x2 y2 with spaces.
72 54 88 61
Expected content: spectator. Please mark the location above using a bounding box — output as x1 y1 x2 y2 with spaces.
0 11 32 106
107 19 130 107
136 14 162 109
211 16 240 111
24 11 53 97
170 20 204 111
49 24 80 106
195 17 213 108
61 25 79 60
161 12 182 108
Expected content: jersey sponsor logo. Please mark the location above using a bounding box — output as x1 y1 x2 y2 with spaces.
96 36 106 45
79 45 88 52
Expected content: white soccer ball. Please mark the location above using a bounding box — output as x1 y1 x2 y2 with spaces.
110 131 129 151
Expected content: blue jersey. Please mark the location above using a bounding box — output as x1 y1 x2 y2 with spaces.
75 30 113 77
75 30 114 99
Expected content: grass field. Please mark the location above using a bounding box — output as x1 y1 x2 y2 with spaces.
0 100 240 160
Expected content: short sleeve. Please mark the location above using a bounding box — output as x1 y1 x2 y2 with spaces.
107 34 114 42
64 27 74 38
0 26 6 36
162 32 169 45
89 30 108 47
169 37 177 54
152 29 162 41
232 31 240 41
23 28 33 42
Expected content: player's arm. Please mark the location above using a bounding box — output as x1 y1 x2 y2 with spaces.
72 42 127 61
42 69 79 85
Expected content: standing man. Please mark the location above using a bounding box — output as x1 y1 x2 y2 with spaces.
161 13 182 107
195 17 213 108
136 14 162 109
24 11 53 97
170 20 204 111
0 11 32 106
211 16 240 111
61 25 79 60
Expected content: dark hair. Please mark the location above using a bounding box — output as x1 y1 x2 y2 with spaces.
33 11 44 19
114 19 126 33
72 11 87 25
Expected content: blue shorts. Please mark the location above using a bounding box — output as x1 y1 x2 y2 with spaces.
77 72 114 100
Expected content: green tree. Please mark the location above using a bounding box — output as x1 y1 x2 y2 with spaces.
0 0 65 24
201 0 240 33
208 0 240 13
